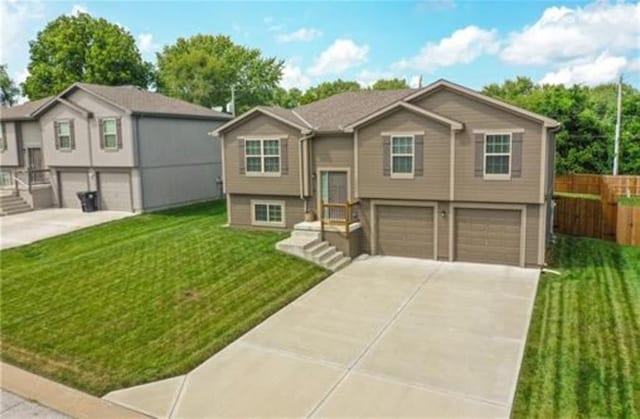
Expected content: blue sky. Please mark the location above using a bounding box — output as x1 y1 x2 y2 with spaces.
2 0 639 91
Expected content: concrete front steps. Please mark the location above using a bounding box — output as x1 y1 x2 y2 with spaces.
276 230 351 272
0 195 32 216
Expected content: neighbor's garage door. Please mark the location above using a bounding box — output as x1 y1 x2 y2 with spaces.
377 206 434 259
59 171 88 209
455 208 521 266
98 171 132 212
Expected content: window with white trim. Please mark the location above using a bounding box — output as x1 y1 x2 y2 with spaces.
252 201 285 226
246 138 280 174
102 118 118 149
57 121 72 150
391 135 414 177
485 133 511 177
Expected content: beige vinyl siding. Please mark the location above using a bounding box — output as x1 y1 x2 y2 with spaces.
309 134 354 211
358 199 373 254
437 201 450 260
413 88 543 203
228 193 303 229
526 204 541 266
223 114 300 196
357 108 450 200
0 122 19 167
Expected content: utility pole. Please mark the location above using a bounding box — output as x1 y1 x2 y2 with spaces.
613 74 622 175
230 84 236 117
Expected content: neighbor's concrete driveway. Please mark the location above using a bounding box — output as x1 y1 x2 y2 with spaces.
105 257 539 418
0 208 134 250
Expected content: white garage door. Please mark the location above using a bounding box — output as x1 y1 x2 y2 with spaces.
98 171 132 212
59 171 88 209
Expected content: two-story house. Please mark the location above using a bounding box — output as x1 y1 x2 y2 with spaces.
215 79 559 269
0 83 231 214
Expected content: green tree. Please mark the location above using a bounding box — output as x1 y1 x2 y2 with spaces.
482 78 640 175
23 13 153 100
300 79 361 105
156 35 283 114
271 87 303 109
0 65 20 106
370 78 409 90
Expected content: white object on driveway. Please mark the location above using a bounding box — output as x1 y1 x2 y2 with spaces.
0 208 134 250
105 257 539 419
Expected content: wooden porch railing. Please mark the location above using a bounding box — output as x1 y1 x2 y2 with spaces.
320 200 360 239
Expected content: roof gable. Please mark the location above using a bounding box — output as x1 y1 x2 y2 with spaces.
213 107 311 136
405 79 560 128
31 83 233 120
344 101 463 131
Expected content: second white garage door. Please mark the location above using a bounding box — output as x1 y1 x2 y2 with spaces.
98 172 133 212
59 171 88 209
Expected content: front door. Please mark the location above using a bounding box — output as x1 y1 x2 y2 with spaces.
28 148 45 183
319 170 348 220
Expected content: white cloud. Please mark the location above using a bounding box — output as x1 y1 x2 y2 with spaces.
308 39 369 76
137 33 159 54
539 53 628 86
0 0 45 63
280 62 311 90
12 68 29 104
277 27 322 43
356 69 394 87
501 1 640 65
69 4 88 16
394 26 499 73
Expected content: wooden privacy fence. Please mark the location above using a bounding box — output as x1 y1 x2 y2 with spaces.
554 197 603 238
617 205 640 246
554 174 640 243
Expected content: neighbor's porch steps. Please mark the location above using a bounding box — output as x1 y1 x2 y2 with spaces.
0 194 32 216
276 231 351 272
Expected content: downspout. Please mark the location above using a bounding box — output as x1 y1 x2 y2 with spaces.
298 132 314 211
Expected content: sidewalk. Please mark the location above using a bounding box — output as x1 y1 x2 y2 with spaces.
0 363 148 419
1 389 69 418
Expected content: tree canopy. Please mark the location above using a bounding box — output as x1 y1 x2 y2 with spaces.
0 65 20 106
299 79 361 105
23 13 153 100
156 35 283 114
370 78 409 90
482 77 640 175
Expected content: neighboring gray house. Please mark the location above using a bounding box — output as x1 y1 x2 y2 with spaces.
215 79 560 269
0 83 231 214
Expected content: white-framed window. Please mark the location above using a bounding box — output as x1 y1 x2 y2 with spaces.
57 121 72 150
251 200 285 227
246 138 281 175
391 135 414 178
484 133 511 178
102 118 118 149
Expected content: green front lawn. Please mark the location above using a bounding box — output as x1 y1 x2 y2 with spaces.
0 201 328 395
514 236 640 417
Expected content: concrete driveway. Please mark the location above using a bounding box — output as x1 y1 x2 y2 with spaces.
0 209 134 250
105 257 539 418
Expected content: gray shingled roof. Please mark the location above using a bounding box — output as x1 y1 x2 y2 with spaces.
76 83 232 120
0 97 54 121
257 106 310 129
295 89 415 131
